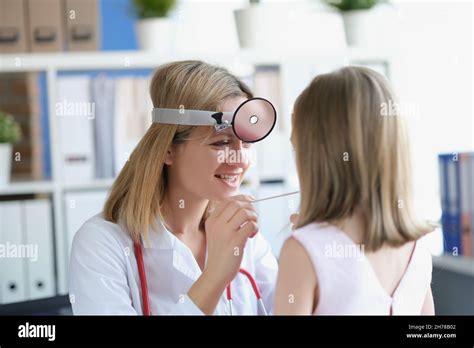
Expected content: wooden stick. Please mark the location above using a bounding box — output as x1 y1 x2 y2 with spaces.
252 190 299 203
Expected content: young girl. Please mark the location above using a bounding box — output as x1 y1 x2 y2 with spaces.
275 66 435 315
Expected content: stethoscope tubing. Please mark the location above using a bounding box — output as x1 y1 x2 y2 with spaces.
135 242 152 315
134 242 267 316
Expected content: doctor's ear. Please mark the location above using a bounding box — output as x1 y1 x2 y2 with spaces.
164 149 173 165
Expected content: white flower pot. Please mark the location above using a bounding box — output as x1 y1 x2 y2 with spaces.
342 9 376 47
136 17 174 53
0 143 12 187
234 5 264 49
234 5 346 52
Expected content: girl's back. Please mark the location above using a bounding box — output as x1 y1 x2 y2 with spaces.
292 222 432 315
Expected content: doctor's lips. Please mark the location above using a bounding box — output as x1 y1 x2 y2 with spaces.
214 172 243 188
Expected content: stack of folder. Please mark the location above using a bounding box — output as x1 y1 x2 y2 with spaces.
0 199 55 304
438 152 474 258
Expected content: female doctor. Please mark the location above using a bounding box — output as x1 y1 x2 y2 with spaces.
69 60 278 315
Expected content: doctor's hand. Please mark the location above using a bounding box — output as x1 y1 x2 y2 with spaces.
204 194 258 284
188 195 258 314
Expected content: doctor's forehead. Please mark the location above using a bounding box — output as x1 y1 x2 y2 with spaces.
220 96 247 112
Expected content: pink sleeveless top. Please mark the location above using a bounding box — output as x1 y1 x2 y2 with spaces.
292 222 432 315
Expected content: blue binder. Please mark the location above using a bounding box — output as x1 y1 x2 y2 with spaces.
439 153 462 255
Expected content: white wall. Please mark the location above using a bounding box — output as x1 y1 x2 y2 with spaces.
389 1 473 253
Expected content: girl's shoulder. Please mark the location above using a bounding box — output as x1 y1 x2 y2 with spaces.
292 221 347 244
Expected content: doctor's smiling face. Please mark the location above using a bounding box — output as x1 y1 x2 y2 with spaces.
104 61 257 241
164 96 252 201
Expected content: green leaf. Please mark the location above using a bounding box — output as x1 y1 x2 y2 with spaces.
0 111 22 144
324 0 379 11
132 0 177 19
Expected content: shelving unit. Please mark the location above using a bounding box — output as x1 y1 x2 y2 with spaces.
0 48 391 72
0 179 117 195
0 180 55 195
0 48 393 302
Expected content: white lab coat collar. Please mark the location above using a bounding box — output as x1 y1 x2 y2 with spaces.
141 219 203 282
141 219 176 250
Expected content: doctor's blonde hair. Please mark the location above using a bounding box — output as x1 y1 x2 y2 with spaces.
104 60 252 241
292 66 434 252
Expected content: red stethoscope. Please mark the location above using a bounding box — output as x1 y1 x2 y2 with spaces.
134 242 267 315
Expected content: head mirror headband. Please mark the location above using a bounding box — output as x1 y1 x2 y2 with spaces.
151 97 277 143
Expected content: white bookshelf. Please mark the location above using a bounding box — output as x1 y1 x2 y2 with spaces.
0 48 392 300
0 179 117 195
59 178 115 192
0 48 391 72
0 180 55 195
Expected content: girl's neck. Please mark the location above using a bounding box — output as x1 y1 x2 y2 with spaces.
333 209 365 245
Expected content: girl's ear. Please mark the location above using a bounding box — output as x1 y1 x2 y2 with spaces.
164 148 173 165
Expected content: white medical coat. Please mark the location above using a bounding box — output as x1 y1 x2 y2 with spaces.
69 214 278 315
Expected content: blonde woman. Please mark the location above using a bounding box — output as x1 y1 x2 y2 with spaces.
69 61 278 315
275 67 435 315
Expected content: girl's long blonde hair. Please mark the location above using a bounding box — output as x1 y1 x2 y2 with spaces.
292 66 434 251
104 60 252 242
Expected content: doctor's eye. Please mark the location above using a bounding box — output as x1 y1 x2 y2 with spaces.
211 139 231 147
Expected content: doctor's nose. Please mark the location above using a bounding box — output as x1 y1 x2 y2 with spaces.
224 141 252 168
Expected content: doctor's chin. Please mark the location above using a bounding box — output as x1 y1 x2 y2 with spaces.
0 0 472 346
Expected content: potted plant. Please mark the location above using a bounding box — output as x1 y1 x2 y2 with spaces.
133 0 177 52
325 0 382 46
234 0 263 49
0 111 21 186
